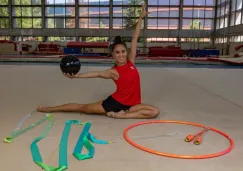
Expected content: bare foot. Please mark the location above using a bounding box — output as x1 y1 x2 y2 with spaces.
107 110 126 118
37 106 51 113
113 110 126 118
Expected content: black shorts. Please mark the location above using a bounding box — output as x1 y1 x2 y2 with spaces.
101 95 131 112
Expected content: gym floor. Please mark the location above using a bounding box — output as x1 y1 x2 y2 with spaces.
0 63 243 171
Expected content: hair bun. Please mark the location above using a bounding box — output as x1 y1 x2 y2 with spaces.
114 36 122 43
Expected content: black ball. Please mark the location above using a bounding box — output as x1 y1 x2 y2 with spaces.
60 55 81 75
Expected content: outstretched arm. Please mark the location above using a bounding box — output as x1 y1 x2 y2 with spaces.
128 4 149 63
64 69 118 80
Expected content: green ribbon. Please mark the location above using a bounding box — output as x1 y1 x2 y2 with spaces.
4 114 110 171
4 114 52 143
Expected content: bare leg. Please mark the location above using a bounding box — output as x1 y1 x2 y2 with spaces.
107 104 160 119
37 101 106 115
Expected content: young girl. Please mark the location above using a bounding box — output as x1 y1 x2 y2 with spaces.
37 4 160 119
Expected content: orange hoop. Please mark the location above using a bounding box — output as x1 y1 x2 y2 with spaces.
123 120 234 159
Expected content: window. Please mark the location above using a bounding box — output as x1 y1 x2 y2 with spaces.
158 0 170 5
169 19 178 29
184 0 194 6
206 0 214 6
0 19 9 28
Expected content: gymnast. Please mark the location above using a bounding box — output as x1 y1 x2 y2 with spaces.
37 4 160 119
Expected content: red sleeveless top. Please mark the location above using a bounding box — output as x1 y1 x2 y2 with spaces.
111 60 141 106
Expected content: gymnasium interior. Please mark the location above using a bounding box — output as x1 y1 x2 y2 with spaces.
0 0 243 171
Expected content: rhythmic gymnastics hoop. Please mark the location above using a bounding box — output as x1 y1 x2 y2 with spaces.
123 120 234 159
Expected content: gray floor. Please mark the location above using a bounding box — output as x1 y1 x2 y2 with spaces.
0 63 243 171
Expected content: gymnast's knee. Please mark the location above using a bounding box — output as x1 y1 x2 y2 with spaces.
67 103 87 112
151 107 160 118
79 104 90 113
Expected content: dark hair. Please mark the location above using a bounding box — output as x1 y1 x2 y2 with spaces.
111 36 127 52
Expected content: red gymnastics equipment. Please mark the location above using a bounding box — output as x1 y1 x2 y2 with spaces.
67 42 109 48
148 46 185 57
235 44 243 51
123 120 234 159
